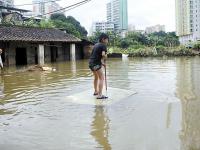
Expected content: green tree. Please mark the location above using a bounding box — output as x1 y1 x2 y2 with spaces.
50 13 67 22
120 38 132 49
39 19 54 28
88 31 102 44
146 31 180 47
23 18 40 27
65 16 88 38
193 42 200 50
106 31 121 47
126 32 148 45
52 20 81 37
50 14 87 38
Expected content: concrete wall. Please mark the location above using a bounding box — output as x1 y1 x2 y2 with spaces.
44 44 51 63
57 44 64 62
6 42 37 66
44 43 71 63
7 42 16 65
63 43 70 61
83 45 93 59
27 45 37 65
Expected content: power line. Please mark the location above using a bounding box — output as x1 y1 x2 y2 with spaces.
54 0 91 14
34 0 92 17
15 0 60 7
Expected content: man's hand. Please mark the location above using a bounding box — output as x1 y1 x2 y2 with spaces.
0 49 2 55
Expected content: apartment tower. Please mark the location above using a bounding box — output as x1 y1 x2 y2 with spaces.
107 0 128 33
175 0 200 43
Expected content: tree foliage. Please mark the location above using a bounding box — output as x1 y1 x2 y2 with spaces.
88 31 102 43
147 31 179 47
39 19 54 28
50 13 88 38
193 42 200 50
50 13 67 22
89 30 180 50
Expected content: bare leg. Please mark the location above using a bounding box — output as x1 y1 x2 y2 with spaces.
93 71 99 94
96 68 104 97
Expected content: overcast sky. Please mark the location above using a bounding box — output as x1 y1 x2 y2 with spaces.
15 0 175 32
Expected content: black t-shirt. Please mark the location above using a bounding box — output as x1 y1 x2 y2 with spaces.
89 43 107 65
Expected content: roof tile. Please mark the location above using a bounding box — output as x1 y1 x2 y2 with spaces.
0 26 81 42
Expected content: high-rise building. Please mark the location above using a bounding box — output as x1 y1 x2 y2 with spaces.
0 0 15 17
107 2 112 22
175 0 200 44
107 0 128 33
32 0 62 18
0 0 14 7
145 25 165 34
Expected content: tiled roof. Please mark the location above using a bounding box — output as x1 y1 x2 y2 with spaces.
0 25 81 42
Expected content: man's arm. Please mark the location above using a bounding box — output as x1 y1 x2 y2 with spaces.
102 51 107 59
101 51 107 66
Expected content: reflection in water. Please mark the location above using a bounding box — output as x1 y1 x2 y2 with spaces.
91 106 111 150
166 102 172 129
0 76 9 115
71 61 77 77
108 58 131 89
176 57 200 150
0 75 4 98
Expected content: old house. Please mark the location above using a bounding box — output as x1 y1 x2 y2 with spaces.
0 5 30 24
0 25 84 66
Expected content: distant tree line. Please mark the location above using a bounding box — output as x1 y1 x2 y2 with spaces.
89 31 180 49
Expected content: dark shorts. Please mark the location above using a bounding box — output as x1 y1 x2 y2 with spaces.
89 64 102 71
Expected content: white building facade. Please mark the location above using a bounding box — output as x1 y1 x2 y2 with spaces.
175 0 200 44
92 21 115 35
32 0 62 18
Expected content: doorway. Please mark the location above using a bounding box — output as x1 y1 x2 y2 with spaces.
16 48 27 66
1 49 5 63
35 47 38 64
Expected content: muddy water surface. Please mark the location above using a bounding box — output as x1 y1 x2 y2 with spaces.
0 57 200 150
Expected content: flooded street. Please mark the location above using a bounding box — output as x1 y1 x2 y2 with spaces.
0 57 200 150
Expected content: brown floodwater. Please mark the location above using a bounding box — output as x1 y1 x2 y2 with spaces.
0 57 200 150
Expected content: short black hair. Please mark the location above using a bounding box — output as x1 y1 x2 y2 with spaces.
99 33 109 42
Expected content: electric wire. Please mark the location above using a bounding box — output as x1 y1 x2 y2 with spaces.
33 0 92 17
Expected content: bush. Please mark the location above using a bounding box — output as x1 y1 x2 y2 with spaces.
193 42 200 50
108 45 198 57
108 47 123 54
